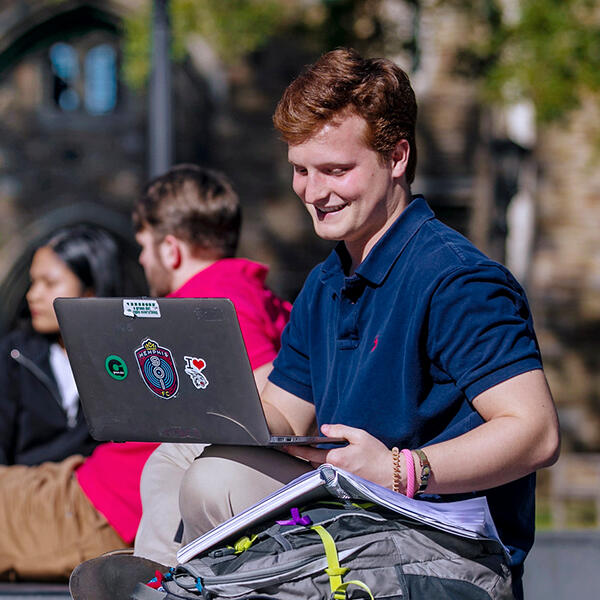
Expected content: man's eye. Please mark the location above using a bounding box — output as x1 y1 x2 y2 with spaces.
328 168 347 176
293 166 307 175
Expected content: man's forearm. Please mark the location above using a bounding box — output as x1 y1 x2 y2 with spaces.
411 370 560 495
261 401 296 436
415 414 559 495
260 380 318 437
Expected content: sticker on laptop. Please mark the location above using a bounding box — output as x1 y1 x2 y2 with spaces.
105 355 128 380
123 299 161 318
183 356 209 389
135 339 179 398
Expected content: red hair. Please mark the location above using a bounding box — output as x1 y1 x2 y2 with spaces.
273 48 418 183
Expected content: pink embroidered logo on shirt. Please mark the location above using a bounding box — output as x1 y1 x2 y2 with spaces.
371 336 379 352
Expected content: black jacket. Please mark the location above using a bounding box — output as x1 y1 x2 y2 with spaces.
0 327 98 465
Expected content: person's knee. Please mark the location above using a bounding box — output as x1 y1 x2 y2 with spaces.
179 447 312 542
179 456 239 539
140 443 206 503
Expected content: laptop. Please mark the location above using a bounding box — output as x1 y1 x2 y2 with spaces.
54 297 344 446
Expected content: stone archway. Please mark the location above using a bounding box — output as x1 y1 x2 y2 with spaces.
0 1 129 75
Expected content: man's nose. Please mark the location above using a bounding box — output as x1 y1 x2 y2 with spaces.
304 172 328 205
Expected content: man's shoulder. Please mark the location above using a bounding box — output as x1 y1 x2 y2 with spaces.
407 218 509 280
173 259 292 324
174 258 268 297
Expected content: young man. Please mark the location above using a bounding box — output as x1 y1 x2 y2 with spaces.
175 49 560 598
132 164 293 565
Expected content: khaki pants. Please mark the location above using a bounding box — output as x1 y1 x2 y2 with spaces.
134 444 312 565
0 455 128 581
179 446 312 544
134 443 208 566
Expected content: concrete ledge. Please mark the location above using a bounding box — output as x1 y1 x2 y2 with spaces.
0 583 69 599
523 530 600 599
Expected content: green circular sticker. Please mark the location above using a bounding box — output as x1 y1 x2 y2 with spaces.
105 355 128 380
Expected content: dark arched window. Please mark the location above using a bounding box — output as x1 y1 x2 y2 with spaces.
49 41 118 115
84 44 117 115
50 42 80 111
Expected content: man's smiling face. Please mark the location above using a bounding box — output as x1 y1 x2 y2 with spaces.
288 112 407 267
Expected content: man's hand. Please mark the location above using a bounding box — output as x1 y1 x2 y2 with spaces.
283 424 394 489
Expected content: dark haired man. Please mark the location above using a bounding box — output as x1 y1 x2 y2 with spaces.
132 164 293 565
133 163 240 297
175 49 560 598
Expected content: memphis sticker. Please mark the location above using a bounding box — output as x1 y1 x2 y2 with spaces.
183 356 209 389
135 339 179 399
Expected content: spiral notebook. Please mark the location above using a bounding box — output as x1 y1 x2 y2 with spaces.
176 463 506 563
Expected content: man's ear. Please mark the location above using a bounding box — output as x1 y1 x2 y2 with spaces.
158 234 182 270
390 139 410 178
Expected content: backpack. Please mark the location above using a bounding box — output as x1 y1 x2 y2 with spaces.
131 501 514 600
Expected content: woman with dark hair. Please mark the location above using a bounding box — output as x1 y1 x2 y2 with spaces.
0 225 123 465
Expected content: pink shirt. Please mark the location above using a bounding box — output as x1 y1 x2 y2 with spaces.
168 259 291 369
75 259 291 542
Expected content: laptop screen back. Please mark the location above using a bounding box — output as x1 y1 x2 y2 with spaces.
54 297 273 445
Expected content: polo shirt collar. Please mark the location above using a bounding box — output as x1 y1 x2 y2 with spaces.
320 195 435 288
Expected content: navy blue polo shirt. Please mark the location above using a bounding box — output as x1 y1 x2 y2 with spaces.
270 196 542 570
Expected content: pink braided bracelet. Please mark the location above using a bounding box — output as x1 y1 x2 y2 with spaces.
401 448 416 498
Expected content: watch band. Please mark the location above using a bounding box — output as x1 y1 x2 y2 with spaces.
414 448 431 495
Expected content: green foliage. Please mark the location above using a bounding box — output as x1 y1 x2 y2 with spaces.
122 0 600 127
290 0 414 59
122 3 151 90
170 0 285 62
121 0 417 91
122 0 286 90
448 0 600 124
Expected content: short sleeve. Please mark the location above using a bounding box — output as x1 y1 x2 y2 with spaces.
426 263 543 401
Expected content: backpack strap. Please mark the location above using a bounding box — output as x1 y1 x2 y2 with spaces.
231 534 259 554
332 580 375 600
310 525 374 600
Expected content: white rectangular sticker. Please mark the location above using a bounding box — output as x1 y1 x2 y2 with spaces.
123 299 161 318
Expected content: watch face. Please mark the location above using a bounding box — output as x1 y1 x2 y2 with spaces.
415 448 431 493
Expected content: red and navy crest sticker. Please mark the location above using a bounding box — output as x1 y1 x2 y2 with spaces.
135 338 179 399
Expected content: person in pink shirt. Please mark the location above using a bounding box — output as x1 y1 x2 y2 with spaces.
0 165 290 581
131 164 291 566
